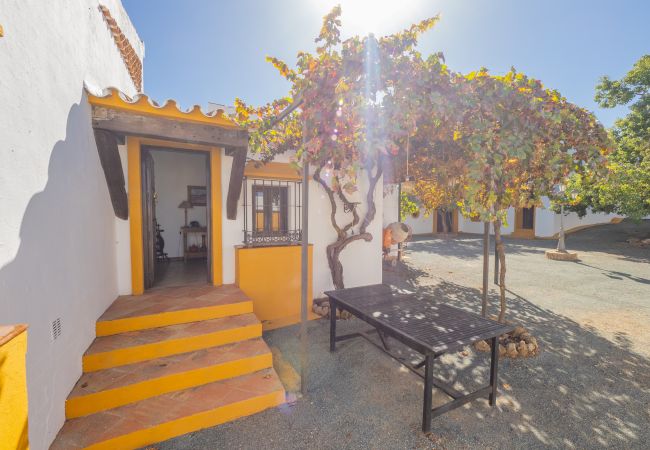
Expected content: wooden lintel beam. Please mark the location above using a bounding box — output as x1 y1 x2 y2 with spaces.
92 105 249 149
226 146 247 220
93 129 128 219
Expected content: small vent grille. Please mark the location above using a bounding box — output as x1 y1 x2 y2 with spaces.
51 318 62 341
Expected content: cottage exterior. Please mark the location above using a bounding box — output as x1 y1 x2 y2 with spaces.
0 2 382 448
383 186 623 238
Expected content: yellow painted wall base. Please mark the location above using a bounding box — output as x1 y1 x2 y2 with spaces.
83 324 261 372
67 352 272 418
95 301 253 336
0 324 29 450
235 245 313 327
85 390 285 450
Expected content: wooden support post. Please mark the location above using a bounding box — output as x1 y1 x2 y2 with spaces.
300 161 309 395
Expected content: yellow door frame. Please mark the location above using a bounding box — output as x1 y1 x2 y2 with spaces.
513 207 536 238
432 209 458 233
126 137 222 294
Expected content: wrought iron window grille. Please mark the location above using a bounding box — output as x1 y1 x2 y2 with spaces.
242 177 302 247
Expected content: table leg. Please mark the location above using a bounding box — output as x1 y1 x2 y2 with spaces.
329 299 337 352
422 353 433 433
489 336 499 406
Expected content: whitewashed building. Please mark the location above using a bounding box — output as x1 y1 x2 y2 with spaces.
383 185 623 238
1 2 383 449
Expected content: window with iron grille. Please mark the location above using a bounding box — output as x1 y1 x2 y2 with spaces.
243 177 302 246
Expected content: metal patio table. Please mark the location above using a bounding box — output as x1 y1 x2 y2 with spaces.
325 284 513 433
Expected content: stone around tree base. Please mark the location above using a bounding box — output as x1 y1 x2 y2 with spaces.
545 250 579 261
473 325 540 359
312 300 352 320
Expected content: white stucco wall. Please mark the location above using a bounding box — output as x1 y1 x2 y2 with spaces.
458 209 516 235
221 153 383 298
151 150 209 258
382 185 434 234
0 2 143 448
535 197 622 237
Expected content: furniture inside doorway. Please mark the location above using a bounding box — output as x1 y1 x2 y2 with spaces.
181 226 208 262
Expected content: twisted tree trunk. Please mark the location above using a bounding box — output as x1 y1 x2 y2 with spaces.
493 217 507 323
314 161 383 290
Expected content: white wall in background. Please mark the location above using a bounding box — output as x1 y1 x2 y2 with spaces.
151 150 208 258
536 197 622 237
458 209 516 235
382 185 433 234
0 1 143 448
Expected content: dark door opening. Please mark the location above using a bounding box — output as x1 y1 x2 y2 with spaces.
522 207 535 230
141 146 210 289
436 209 453 233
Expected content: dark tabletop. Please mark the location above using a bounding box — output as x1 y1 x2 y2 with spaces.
325 284 513 355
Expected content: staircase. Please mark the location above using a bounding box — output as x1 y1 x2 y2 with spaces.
52 284 285 449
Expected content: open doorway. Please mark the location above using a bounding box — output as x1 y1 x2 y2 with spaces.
141 146 210 289
514 207 535 238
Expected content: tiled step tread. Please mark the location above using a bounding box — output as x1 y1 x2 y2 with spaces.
98 284 250 322
86 314 260 356
52 369 285 450
71 338 271 397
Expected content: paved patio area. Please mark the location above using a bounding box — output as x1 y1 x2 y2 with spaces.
157 220 650 449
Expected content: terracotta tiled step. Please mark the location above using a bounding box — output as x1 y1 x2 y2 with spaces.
83 314 261 372
52 368 286 450
96 284 252 336
67 338 273 419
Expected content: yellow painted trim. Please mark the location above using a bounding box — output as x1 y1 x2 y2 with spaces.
66 353 272 418
95 301 253 336
244 161 302 181
127 139 223 293
85 390 285 450
0 325 29 450
432 209 459 234
235 245 313 327
83 324 261 372
87 88 240 129
210 148 223 286
127 137 144 295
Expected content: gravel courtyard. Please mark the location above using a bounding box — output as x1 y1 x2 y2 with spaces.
158 221 650 450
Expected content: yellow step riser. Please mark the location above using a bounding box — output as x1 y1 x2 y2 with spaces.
96 302 254 336
67 353 273 419
83 324 262 372
85 390 286 450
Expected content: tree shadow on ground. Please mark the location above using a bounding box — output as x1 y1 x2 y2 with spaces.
405 220 650 264
382 260 650 448
406 234 550 261
574 261 650 285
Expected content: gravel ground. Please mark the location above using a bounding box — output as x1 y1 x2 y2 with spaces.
158 220 650 449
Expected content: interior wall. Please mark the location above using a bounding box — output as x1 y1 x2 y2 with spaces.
0 2 143 448
151 150 208 259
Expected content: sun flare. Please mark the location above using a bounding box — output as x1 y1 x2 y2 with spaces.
311 0 430 36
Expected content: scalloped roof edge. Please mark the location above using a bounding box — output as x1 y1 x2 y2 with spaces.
84 83 239 128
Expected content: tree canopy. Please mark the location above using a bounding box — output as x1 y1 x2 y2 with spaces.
233 7 446 289
565 55 650 220
406 67 611 322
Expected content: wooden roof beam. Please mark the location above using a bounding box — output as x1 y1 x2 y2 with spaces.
91 105 249 149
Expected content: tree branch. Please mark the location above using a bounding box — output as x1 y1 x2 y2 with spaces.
334 175 360 234
313 165 345 239
360 158 384 234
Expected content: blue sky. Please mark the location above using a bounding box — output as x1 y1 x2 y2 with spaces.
123 0 649 127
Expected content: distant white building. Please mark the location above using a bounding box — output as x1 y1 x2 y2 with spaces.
383 185 623 238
